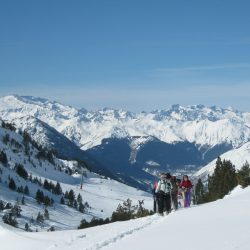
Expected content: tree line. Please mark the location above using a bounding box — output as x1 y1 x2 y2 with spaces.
195 157 250 204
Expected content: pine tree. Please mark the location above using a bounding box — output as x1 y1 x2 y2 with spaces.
77 193 83 204
111 199 137 222
11 204 22 217
44 196 52 206
21 196 25 205
24 185 30 195
195 179 205 204
237 161 250 188
64 191 69 199
2 213 18 227
36 212 44 223
68 190 75 206
9 178 16 190
60 196 65 205
44 208 49 220
0 200 5 210
54 182 62 195
73 199 78 209
207 157 237 201
15 163 28 180
78 202 85 213
0 150 8 165
35 189 44 204
25 223 29 232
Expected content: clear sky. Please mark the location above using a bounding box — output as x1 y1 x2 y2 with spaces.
0 0 250 111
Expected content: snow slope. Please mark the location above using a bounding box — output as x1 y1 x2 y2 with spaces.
1 186 250 250
194 141 250 179
0 124 152 231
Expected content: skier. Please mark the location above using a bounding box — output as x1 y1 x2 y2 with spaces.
152 181 159 213
170 176 178 210
155 173 172 215
180 175 193 208
176 178 183 208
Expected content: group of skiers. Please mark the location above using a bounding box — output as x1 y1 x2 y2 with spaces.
152 173 193 215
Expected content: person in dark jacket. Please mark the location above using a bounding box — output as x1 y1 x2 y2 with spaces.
170 176 178 210
180 175 193 208
152 181 159 213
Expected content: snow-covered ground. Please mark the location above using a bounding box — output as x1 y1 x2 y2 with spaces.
0 124 152 231
1 186 250 250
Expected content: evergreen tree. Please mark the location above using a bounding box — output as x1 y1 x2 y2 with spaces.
60 196 65 205
2 213 18 227
36 212 44 223
207 157 237 201
43 179 49 190
0 150 8 165
64 191 69 199
21 196 25 205
54 182 62 195
78 202 85 213
77 193 83 204
15 163 28 180
68 190 75 206
35 189 44 204
44 208 49 220
25 223 30 232
44 196 52 207
237 161 250 188
24 185 30 195
11 204 22 217
73 199 78 209
9 178 16 190
195 179 206 204
0 200 5 210
2 134 10 144
111 198 137 222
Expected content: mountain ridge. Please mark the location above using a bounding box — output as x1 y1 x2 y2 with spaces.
1 95 250 150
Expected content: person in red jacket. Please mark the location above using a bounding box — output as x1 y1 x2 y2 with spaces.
180 175 193 208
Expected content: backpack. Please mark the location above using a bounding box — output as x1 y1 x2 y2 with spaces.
158 180 171 194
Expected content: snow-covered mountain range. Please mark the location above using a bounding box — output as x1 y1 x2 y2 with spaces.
1 95 250 187
1 95 250 149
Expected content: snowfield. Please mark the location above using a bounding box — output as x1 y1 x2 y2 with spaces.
1 186 250 250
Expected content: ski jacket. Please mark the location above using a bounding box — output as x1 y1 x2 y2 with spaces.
156 179 172 194
180 180 193 190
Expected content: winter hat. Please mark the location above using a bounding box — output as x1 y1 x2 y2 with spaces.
160 173 167 179
166 173 171 179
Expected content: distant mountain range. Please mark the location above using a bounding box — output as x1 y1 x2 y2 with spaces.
1 95 250 189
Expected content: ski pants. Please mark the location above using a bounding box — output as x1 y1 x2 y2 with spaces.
153 193 159 213
183 189 192 207
171 192 178 210
157 192 171 214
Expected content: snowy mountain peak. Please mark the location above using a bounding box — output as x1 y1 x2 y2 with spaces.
0 95 250 150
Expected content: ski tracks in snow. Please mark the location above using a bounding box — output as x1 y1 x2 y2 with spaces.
85 215 166 250
44 214 169 250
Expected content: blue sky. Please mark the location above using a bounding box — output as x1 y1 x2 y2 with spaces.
0 0 250 111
